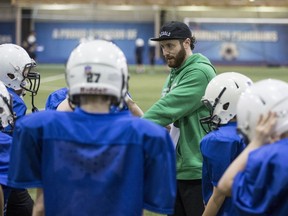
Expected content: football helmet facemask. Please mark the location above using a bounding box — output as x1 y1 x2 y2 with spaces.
0 43 40 94
200 72 253 133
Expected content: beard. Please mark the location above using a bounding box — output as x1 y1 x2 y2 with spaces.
166 45 186 68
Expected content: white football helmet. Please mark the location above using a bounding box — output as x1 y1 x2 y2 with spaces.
237 79 288 143
0 81 14 128
0 43 40 94
66 39 128 106
200 72 253 132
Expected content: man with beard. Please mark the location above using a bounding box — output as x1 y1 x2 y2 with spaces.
126 21 216 216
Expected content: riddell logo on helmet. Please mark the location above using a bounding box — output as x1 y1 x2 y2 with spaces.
159 31 171 37
84 65 92 74
80 87 108 94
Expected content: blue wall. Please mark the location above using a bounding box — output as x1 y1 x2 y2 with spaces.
0 22 15 44
35 21 155 65
188 21 288 66
1 20 288 66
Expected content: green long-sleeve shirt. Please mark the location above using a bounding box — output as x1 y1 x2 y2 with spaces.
144 53 216 180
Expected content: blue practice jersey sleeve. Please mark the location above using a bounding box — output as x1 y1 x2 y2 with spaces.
8 121 42 188
0 132 12 186
45 87 68 110
142 129 176 214
232 139 288 215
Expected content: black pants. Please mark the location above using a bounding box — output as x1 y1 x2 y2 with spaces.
6 189 34 216
169 179 204 216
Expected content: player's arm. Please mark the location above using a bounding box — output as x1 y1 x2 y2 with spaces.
143 70 209 127
32 188 44 216
125 96 172 131
125 94 144 117
202 186 225 216
218 112 277 196
56 98 74 112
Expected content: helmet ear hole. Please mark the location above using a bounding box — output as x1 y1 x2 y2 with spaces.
7 73 15 79
223 102 229 110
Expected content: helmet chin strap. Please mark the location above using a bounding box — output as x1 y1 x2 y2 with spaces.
67 97 75 111
118 71 128 109
31 92 38 113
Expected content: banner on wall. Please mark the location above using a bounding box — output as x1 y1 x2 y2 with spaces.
184 18 288 66
0 22 15 44
35 22 155 64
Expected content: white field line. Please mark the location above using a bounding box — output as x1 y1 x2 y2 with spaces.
41 74 65 83
39 86 64 91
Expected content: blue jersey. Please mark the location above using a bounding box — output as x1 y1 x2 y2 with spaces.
232 138 288 216
45 87 68 110
0 132 12 209
0 132 12 185
7 88 27 118
45 87 130 112
8 109 176 216
200 122 246 215
3 88 27 134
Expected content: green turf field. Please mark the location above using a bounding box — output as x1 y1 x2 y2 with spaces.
27 64 287 216
24 64 288 113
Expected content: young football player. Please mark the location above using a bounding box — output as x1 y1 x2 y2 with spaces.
218 79 288 215
0 43 40 216
0 81 16 215
199 72 253 215
7 40 176 216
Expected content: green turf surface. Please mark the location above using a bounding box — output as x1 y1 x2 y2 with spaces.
24 64 288 113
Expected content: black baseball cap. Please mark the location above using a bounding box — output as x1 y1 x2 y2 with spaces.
150 21 192 41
